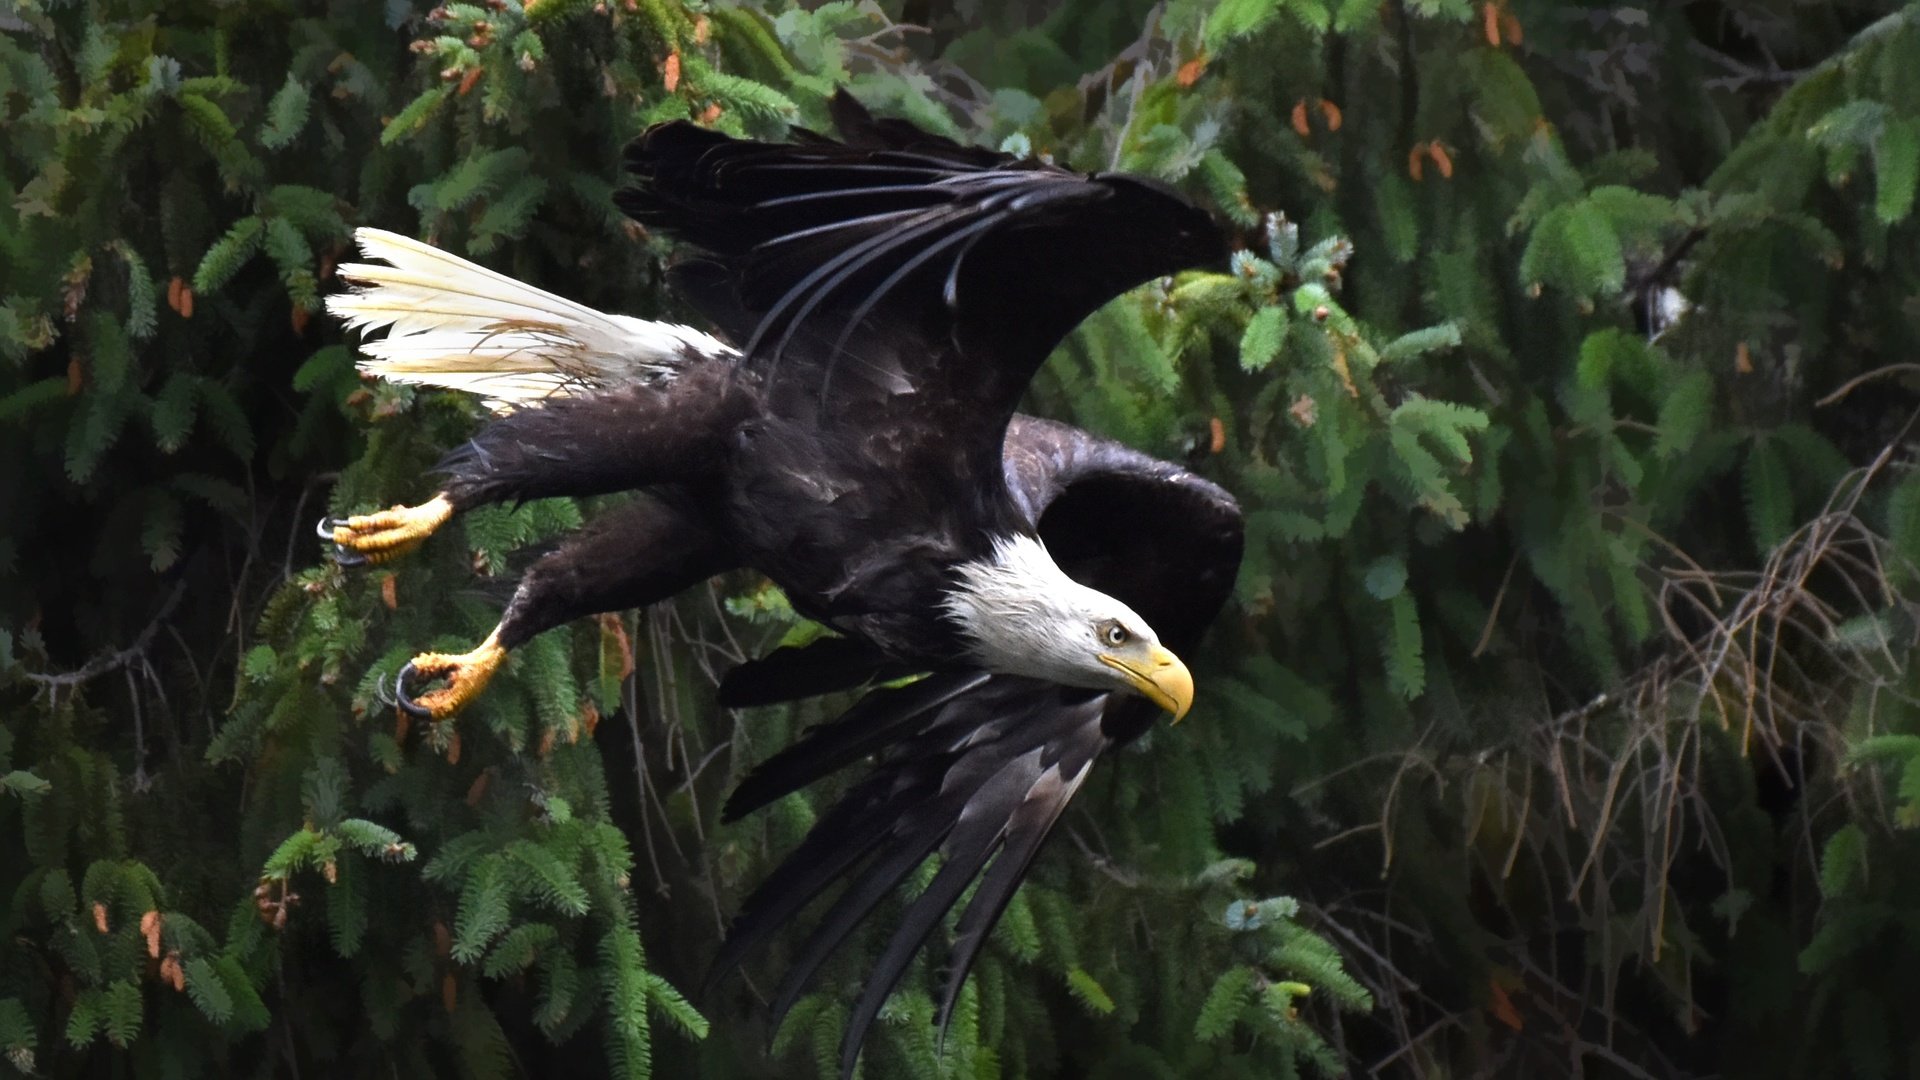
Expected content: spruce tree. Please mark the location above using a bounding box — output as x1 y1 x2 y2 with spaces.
5 1 1920 1077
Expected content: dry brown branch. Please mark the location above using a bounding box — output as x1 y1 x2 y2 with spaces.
1338 421 1920 1072
26 580 188 694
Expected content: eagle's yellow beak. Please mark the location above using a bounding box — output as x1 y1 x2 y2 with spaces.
1098 643 1194 722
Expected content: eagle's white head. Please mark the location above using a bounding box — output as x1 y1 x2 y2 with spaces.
942 534 1194 719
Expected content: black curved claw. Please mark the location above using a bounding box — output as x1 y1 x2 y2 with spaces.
394 662 437 717
317 515 371 568
372 672 399 709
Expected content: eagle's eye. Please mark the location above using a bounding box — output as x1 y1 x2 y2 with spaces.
1102 622 1130 647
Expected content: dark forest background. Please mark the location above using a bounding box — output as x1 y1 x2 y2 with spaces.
5 0 1920 1076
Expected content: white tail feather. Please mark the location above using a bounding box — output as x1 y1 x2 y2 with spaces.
327 228 736 412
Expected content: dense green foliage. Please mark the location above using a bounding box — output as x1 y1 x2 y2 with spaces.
5 0 1920 1076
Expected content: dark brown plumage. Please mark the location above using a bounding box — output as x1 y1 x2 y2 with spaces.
710 416 1241 1074
325 92 1244 1074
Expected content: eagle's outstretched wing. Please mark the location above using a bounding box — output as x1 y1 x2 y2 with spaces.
711 417 1243 1076
616 93 1226 438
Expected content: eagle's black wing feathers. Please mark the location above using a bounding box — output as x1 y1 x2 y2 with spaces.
702 768 910 996
842 692 1106 1075
933 734 1097 1034
617 92 1226 434
713 635 912 709
765 775 973 1026
719 670 992 822
711 418 1243 1075
1007 416 1244 643
747 199 1006 370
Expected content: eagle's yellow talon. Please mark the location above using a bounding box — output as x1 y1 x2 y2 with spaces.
396 632 506 719
328 494 454 566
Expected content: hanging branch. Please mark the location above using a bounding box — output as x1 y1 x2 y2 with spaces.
24 580 189 691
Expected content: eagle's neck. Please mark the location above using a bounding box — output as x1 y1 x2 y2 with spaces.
940 534 1109 688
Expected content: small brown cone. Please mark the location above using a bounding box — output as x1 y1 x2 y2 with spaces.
1175 53 1207 88
141 911 163 958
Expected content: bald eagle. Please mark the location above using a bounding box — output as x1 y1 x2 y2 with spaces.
325 94 1242 1071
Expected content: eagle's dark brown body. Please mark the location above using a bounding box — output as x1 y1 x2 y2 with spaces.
437 101 1228 668
331 94 1245 1076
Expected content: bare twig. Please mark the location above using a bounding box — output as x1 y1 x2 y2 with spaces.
26 580 189 690
1815 363 1920 407
1472 554 1519 658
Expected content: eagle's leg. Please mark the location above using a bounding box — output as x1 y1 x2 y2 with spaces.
395 495 733 719
322 494 456 567
325 364 752 568
395 629 506 718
